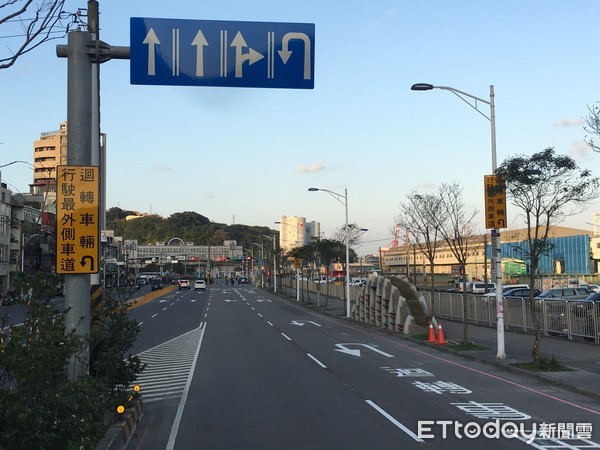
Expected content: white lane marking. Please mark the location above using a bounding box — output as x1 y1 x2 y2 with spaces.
307 353 327 368
281 333 292 341
152 314 158 318
162 307 168 311
166 323 207 450
258 313 263 318
365 400 424 443
267 321 274 327
138 321 144 326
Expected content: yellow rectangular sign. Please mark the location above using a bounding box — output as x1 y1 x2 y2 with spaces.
56 166 99 274
484 174 507 229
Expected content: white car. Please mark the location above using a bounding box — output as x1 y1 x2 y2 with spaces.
194 279 207 291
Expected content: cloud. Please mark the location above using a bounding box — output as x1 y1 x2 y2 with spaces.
298 163 326 173
570 140 593 158
552 118 584 128
152 164 173 172
205 192 217 199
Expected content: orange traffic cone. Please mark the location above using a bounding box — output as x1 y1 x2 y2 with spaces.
426 322 437 342
436 323 447 345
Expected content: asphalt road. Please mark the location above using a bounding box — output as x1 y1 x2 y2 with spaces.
125 280 600 449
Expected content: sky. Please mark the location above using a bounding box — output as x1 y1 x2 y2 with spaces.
2 0 600 256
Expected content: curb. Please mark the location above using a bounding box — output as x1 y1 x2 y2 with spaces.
95 397 144 450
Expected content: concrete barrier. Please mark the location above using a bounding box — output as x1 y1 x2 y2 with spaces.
95 397 143 450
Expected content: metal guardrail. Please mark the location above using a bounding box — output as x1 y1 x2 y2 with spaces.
421 292 600 344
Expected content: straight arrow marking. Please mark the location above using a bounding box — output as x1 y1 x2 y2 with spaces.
192 30 209 77
143 28 160 76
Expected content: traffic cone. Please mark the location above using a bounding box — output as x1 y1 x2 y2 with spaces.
426 322 437 342
436 323 448 345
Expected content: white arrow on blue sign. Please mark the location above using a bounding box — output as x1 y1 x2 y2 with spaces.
130 17 315 89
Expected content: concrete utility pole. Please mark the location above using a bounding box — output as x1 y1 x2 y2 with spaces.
56 1 130 380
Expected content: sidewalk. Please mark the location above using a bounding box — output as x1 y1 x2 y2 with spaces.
288 292 600 403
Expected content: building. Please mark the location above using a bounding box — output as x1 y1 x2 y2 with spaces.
31 121 67 198
382 226 597 280
126 238 244 279
277 216 320 252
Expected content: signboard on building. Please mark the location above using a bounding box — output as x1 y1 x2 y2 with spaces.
56 166 99 274
484 175 507 229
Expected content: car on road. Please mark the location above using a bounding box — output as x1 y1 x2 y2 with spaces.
149 278 164 291
237 277 249 284
178 279 191 290
350 279 367 287
194 279 207 291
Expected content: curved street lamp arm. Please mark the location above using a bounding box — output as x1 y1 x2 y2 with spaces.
435 86 491 121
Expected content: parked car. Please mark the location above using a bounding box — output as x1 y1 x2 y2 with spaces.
586 284 600 293
482 286 540 299
194 279 207 291
471 282 496 294
149 278 164 291
135 277 148 287
178 279 191 290
534 287 589 301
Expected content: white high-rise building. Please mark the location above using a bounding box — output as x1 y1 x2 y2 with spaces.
278 216 320 252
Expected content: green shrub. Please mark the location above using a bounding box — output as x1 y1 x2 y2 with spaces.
0 273 144 449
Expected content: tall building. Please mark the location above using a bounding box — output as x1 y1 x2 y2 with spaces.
278 216 320 252
31 121 67 196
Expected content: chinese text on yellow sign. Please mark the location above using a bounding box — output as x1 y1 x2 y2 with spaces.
56 166 99 274
484 174 507 229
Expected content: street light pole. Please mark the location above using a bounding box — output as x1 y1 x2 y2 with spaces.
411 83 505 359
308 187 352 318
262 234 277 292
252 242 264 287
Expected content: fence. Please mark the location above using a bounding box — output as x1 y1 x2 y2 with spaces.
422 291 600 344
279 275 429 334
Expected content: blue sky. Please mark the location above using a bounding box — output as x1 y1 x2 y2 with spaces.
2 0 600 255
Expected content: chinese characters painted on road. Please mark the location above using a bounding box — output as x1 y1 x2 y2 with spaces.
56 166 99 274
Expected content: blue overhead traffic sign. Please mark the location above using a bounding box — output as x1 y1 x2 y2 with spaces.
130 17 315 89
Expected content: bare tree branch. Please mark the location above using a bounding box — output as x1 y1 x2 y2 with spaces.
0 0 74 69
584 103 600 153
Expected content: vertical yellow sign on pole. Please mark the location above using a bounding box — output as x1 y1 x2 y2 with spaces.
56 166 99 274
484 174 507 229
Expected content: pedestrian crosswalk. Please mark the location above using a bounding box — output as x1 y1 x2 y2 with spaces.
132 324 204 404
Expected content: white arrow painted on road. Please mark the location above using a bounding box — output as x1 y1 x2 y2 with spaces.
223 299 237 302
231 31 264 78
143 28 160 76
278 32 311 80
192 30 209 77
334 344 394 358
290 320 321 327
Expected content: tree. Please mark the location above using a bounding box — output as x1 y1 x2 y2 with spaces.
434 182 481 344
584 102 600 153
396 192 443 312
496 147 600 365
1 0 73 70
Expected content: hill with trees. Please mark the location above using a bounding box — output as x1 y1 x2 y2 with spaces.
106 207 275 248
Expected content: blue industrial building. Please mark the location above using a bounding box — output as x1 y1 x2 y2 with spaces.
497 232 593 276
